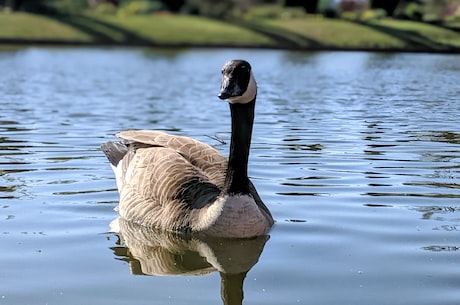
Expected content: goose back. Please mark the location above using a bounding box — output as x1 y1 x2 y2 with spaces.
105 130 230 231
118 130 228 188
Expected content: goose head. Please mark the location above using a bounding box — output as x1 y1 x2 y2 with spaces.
218 60 257 104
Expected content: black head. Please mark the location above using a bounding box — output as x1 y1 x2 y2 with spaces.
218 60 257 104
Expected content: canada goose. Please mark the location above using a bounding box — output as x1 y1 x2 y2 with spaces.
101 59 274 238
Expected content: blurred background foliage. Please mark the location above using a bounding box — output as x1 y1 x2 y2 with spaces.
0 0 459 23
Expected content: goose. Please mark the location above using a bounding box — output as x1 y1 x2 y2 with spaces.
101 59 274 238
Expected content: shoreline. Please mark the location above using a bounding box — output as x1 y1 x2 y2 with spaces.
2 38 460 54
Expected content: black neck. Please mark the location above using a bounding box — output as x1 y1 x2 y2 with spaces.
225 98 255 195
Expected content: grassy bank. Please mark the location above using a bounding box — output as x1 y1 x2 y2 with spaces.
0 12 275 47
0 12 91 41
1 12 460 52
262 18 460 51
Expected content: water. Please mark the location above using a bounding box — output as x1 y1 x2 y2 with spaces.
0 47 459 305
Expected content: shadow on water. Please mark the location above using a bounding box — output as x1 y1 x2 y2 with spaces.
414 205 460 252
110 218 269 305
415 131 460 145
0 120 34 200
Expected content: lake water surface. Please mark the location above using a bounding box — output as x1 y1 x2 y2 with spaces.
0 47 459 305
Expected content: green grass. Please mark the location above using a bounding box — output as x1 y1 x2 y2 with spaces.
98 14 275 45
260 17 460 50
0 12 91 41
1 12 459 52
263 18 407 49
373 19 460 49
0 12 275 45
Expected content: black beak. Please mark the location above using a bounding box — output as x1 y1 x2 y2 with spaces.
218 90 232 100
218 74 239 100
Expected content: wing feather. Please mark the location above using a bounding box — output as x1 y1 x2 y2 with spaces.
112 131 226 231
117 130 227 187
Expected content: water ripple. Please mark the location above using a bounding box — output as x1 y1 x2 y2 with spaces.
0 48 459 305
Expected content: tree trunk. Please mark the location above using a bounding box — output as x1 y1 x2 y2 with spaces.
371 0 401 16
285 0 320 14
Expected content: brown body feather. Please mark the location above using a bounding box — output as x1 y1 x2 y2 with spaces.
111 130 228 231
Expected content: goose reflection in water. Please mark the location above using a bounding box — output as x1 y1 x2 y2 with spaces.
110 218 269 305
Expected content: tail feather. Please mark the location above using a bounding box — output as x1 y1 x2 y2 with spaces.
101 141 129 167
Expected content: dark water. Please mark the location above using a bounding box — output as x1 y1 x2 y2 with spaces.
0 48 459 305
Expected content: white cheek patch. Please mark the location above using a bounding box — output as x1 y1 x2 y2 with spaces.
228 72 257 104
